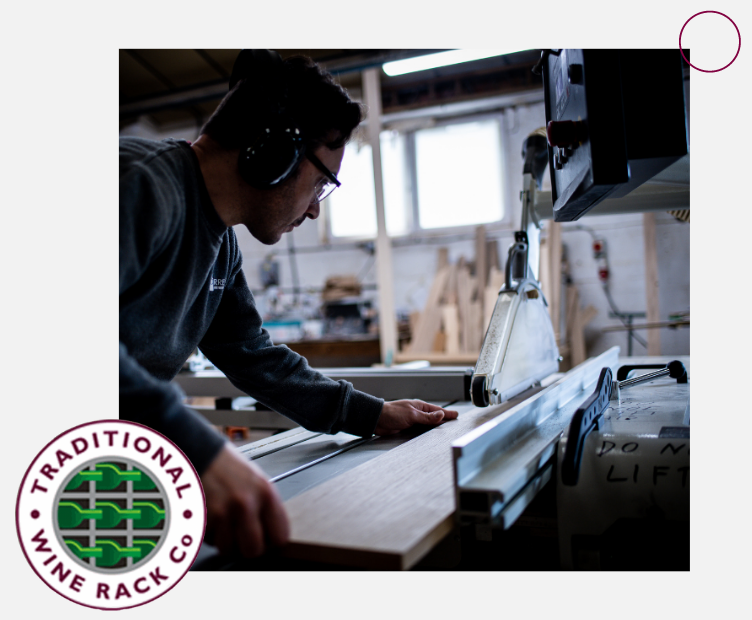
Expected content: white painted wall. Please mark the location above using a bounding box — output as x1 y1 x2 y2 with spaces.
559 211 689 357
120 99 690 358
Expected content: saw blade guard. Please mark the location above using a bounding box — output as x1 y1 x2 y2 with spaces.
472 281 559 406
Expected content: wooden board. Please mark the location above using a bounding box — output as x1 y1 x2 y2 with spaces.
475 225 488 291
442 304 460 354
547 221 562 343
565 284 584 366
437 247 449 271
443 262 458 305
488 266 504 291
432 329 446 353
287 337 381 367
468 298 482 352
643 213 661 355
474 227 487 344
456 263 473 352
282 398 527 569
581 305 598 328
409 266 450 352
564 283 597 367
539 237 551 310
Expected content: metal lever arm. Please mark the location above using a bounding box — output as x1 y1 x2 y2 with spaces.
616 360 688 383
611 360 688 401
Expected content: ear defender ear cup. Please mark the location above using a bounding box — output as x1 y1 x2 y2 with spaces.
231 49 306 189
238 125 306 188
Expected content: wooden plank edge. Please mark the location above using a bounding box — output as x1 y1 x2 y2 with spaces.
281 514 456 571
402 514 455 570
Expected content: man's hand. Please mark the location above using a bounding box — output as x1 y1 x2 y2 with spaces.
200 443 289 557
374 400 459 436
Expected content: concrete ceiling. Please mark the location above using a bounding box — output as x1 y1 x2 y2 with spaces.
119 49 544 131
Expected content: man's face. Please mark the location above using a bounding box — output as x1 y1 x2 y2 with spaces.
245 143 345 245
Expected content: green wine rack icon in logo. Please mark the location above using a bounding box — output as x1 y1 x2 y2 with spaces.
54 459 170 573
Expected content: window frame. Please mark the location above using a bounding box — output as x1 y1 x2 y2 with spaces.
321 108 517 243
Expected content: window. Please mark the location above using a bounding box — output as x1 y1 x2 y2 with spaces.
325 116 506 239
415 119 503 229
328 132 408 238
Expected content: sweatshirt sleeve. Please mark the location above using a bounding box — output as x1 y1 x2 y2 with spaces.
119 343 226 474
119 146 227 474
198 241 384 438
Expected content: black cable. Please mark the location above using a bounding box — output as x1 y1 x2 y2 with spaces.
565 223 598 242
602 284 648 349
531 49 561 76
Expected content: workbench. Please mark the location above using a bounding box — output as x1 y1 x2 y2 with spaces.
285 335 382 367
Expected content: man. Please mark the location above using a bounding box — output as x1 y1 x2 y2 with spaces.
119 50 458 558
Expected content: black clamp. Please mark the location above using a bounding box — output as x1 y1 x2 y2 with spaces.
561 367 613 486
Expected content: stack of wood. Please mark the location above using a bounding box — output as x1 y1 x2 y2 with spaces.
399 226 504 363
563 283 597 368
400 222 599 367
321 275 361 302
540 220 597 370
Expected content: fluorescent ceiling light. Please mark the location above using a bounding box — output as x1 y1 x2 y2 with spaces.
383 49 530 76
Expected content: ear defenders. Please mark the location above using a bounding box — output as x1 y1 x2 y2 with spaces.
230 49 306 189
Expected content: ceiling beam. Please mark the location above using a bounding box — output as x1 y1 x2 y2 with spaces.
120 50 448 120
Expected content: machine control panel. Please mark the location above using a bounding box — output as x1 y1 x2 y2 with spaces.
542 49 688 221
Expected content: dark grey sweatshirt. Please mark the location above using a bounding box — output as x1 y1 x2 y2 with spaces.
119 137 384 473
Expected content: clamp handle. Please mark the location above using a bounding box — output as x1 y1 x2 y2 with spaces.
561 367 613 486
505 234 529 287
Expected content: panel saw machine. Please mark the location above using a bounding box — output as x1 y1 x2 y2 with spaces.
453 48 689 569
179 49 689 570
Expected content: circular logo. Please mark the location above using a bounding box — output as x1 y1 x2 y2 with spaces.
16 420 206 610
680 11 741 73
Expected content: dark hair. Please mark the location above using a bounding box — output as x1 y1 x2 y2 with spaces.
201 55 364 151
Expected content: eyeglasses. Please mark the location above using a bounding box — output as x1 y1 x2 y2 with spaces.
305 150 341 203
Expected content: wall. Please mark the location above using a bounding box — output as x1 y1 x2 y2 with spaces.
120 98 690 359
559 211 689 357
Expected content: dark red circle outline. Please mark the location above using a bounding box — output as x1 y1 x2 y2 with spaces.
15 419 207 611
680 10 741 73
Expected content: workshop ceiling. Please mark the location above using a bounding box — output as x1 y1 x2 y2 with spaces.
119 49 544 131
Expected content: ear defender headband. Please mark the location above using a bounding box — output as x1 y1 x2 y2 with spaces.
230 49 306 189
